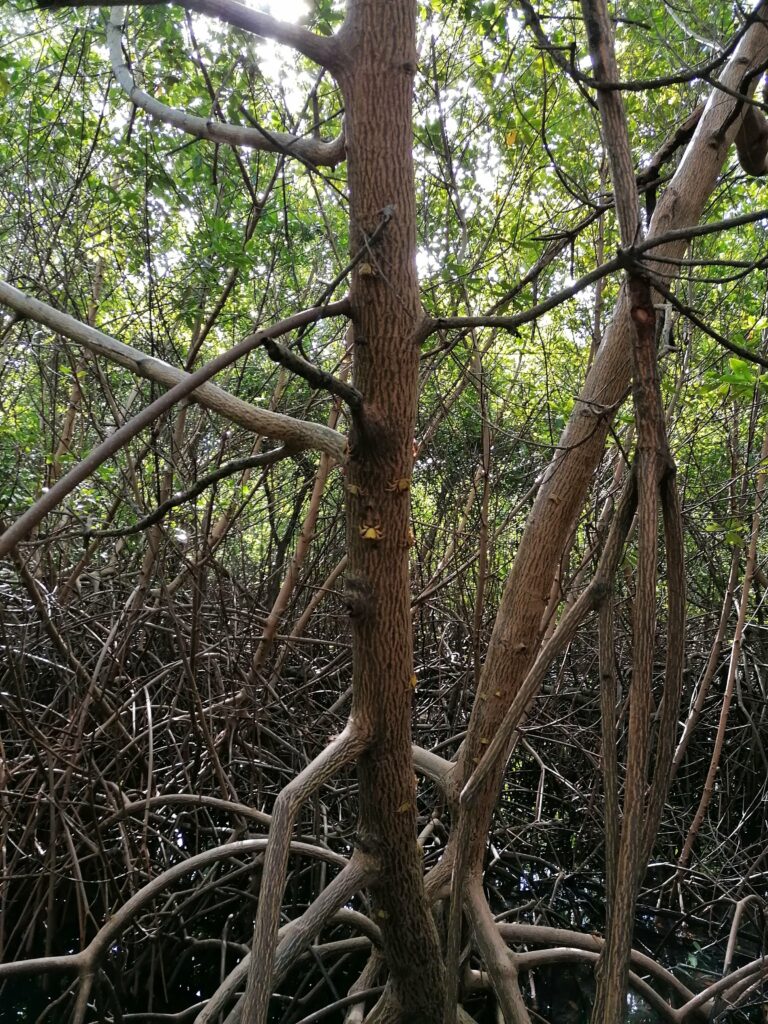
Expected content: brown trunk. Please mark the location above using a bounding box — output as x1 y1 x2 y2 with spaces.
448 8 768 877
336 1 445 1017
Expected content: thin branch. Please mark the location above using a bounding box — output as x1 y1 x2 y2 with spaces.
418 207 768 339
460 473 637 805
518 0 763 93
310 205 396 307
89 446 296 539
636 103 705 188
196 853 377 1024
100 793 272 829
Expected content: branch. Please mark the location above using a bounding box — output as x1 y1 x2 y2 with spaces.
0 281 349 461
309 204 396 306
0 838 348 981
411 745 453 786
0 286 351 557
516 950 678 1023
196 856 377 1023
243 722 371 1024
460 471 636 805
518 0 763 93
464 884 532 1024
106 8 344 167
418 207 768 339
261 339 362 411
636 103 704 189
500 923 699 1011
99 793 272 829
677 956 768 1020
38 0 339 68
88 446 296 538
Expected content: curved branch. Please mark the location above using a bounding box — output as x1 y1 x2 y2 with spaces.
0 284 350 556
677 956 768 1020
497 923 699 1010
411 744 453 787
0 838 348 982
90 446 296 538
261 338 363 411
0 281 349 458
513 948 678 1023
106 8 344 166
40 0 340 69
464 884 531 1024
99 792 273 829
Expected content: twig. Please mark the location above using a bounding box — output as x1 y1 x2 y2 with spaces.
88 446 297 539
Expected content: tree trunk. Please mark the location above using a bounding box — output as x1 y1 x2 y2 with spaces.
336 1 445 1018
448 8 768 882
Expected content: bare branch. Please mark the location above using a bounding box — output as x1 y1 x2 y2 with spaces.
461 472 637 805
518 0 763 94
106 8 344 166
88 446 296 538
38 0 339 68
0 281 349 461
650 273 768 367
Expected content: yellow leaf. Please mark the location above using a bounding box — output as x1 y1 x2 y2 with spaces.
505 129 518 146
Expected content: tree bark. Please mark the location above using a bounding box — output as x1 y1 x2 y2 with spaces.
335 1 446 1018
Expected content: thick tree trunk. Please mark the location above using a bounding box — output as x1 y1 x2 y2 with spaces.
336 1 445 1018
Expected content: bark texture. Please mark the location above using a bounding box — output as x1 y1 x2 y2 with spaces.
336 1 446 1018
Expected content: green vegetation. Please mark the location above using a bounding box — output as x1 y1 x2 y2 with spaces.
1 1 768 1021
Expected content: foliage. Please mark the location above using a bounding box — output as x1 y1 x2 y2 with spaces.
2 0 768 1021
